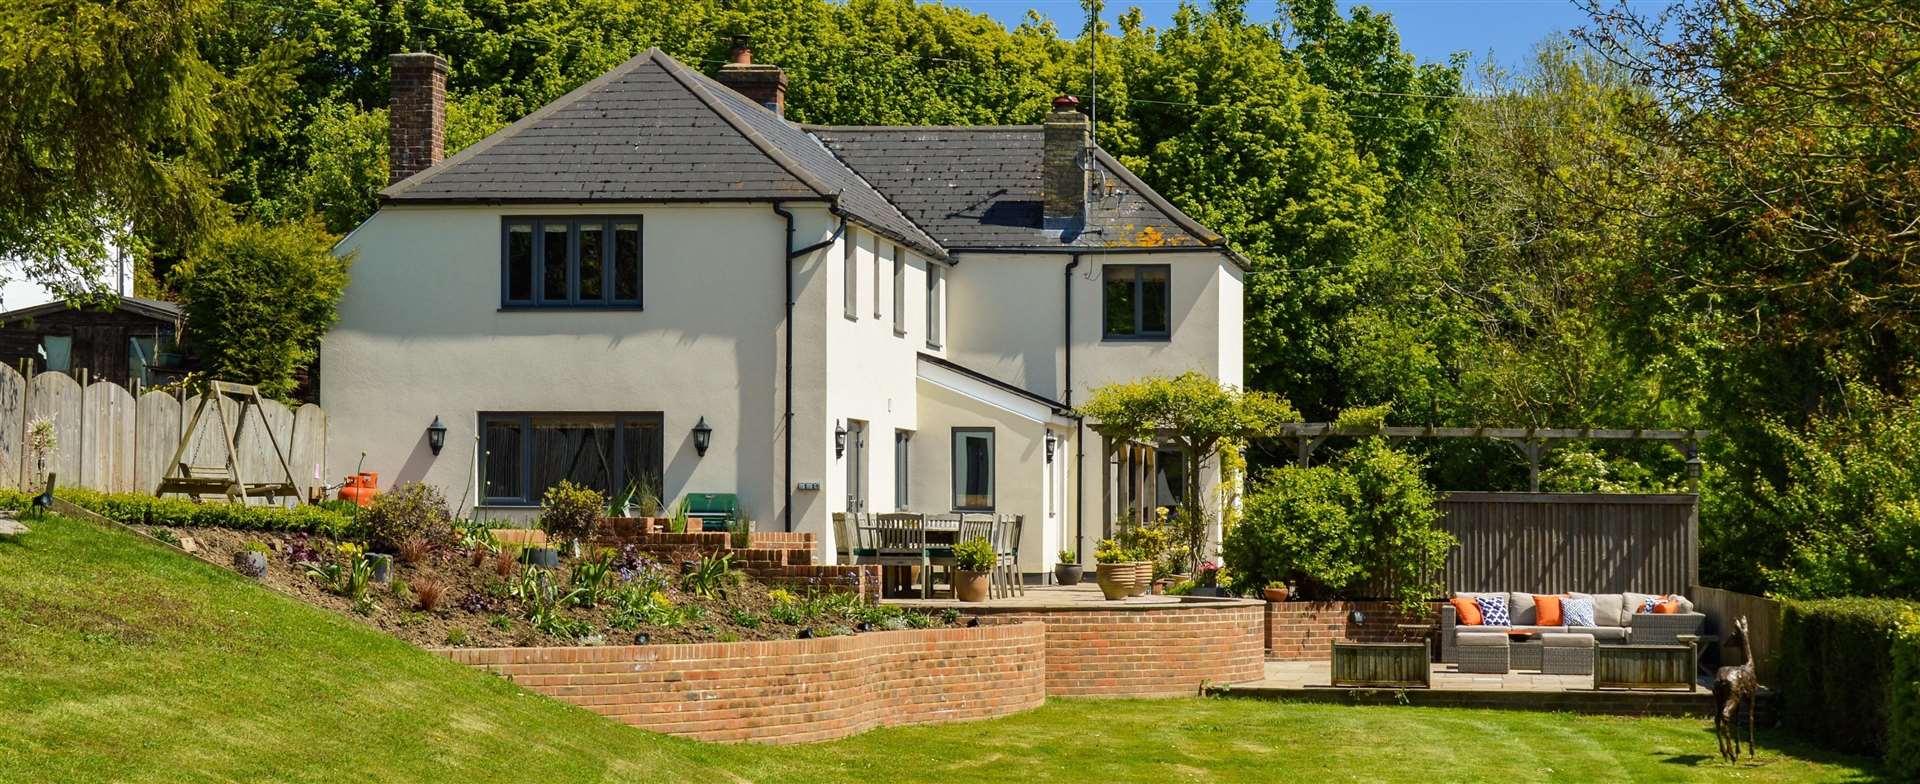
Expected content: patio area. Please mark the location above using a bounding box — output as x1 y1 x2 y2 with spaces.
1219 659 1735 717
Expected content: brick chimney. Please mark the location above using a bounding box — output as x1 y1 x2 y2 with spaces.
1042 95 1089 231
715 36 789 116
389 52 449 185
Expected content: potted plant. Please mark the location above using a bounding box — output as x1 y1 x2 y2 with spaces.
1190 560 1223 597
1054 549 1083 586
951 536 995 602
1093 539 1133 600
1263 580 1291 603
234 541 270 578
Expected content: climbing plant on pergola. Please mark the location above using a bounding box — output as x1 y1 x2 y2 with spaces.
1080 373 1298 526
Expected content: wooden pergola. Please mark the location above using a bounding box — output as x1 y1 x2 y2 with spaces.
1094 425 1160 536
1274 425 1708 492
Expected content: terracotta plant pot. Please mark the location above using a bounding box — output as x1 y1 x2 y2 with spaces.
1054 563 1084 586
1263 585 1291 603
952 570 991 602
1095 563 1133 600
1127 562 1151 597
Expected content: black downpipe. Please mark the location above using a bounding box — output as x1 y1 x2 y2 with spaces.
773 201 845 533
1065 254 1084 565
774 202 797 533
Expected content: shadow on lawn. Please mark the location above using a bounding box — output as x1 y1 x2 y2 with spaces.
1655 726 1888 782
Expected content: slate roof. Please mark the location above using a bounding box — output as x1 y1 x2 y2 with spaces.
809 126 1221 250
382 49 941 258
382 49 1227 260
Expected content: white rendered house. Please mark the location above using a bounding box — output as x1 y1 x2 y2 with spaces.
322 47 1244 578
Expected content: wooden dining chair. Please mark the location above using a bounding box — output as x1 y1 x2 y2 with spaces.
871 513 932 599
995 514 1025 597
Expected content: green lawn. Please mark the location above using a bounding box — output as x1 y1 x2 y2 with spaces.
0 514 1885 783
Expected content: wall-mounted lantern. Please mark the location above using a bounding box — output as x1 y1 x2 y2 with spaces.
426 416 447 456
692 416 713 457
834 420 848 458
1045 431 1058 463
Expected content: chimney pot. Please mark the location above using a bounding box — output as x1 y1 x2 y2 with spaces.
1043 97 1090 232
388 52 449 185
715 39 789 117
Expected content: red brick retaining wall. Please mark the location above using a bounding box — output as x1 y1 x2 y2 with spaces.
1264 601 1435 661
438 623 1046 744
963 601 1267 696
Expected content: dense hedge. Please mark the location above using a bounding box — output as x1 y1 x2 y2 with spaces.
1891 614 1920 778
0 488 360 538
1778 598 1920 769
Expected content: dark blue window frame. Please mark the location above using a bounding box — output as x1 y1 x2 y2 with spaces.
501 217 643 309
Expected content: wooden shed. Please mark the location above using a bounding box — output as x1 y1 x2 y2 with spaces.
0 296 190 387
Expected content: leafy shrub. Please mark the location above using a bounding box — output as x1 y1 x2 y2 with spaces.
953 536 995 572
48 488 358 537
1715 384 1920 600
1779 597 1920 759
171 217 350 399
1224 437 1451 611
361 482 452 552
1890 611 1920 779
538 480 602 544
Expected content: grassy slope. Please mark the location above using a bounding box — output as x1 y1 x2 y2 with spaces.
0 515 1884 783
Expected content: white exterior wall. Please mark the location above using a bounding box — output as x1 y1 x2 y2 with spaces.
912 373 1074 576
817 224 948 554
941 248 1243 565
322 201 839 529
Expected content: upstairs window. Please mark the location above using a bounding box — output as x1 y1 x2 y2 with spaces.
926 264 945 349
844 227 859 320
1102 264 1170 340
874 243 887 319
503 217 641 308
892 247 907 336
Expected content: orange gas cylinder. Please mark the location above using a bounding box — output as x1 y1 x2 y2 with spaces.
337 472 381 507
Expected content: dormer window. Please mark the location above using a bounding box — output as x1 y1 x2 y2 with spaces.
503 217 642 308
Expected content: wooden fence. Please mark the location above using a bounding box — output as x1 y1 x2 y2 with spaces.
0 365 326 501
1437 492 1699 596
1689 585 1784 684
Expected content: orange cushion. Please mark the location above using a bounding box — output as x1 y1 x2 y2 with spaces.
1532 594 1563 626
1449 597 1484 625
1654 597 1683 614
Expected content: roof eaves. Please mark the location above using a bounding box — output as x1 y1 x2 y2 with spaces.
381 51 661 201
918 352 1076 415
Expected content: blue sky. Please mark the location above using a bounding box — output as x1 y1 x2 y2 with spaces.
955 0 1601 72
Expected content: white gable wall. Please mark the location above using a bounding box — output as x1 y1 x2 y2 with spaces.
322 201 839 529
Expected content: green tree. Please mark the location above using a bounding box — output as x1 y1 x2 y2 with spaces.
0 0 303 295
171 219 351 398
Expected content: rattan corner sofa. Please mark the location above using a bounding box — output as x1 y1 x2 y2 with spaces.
1439 591 1705 664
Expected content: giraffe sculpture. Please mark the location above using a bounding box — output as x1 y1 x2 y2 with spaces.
1713 616 1759 763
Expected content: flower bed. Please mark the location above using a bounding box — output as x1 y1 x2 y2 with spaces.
135 525 957 649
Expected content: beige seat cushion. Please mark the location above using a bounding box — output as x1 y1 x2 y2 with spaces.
1507 592 1539 625
1569 592 1628 627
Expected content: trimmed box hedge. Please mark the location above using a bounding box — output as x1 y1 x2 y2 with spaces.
0 488 359 538
1778 597 1920 776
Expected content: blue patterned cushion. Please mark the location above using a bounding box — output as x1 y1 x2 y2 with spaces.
1562 596 1596 627
1475 594 1510 627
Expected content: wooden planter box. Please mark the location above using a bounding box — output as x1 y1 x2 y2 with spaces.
1593 644 1695 690
1331 642 1431 688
